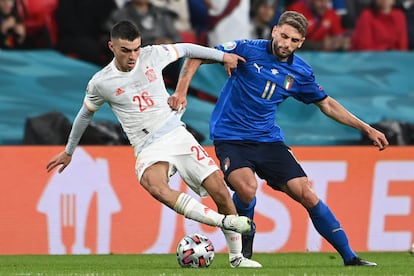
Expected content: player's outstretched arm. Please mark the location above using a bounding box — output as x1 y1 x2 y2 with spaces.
315 96 389 150
168 52 245 111
46 105 95 172
173 43 245 77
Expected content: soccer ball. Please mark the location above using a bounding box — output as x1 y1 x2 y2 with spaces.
176 233 215 268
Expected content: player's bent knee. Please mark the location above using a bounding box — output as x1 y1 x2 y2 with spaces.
236 187 256 204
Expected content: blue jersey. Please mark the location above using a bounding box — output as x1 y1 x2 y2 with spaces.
211 39 327 142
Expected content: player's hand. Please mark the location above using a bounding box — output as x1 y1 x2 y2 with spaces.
222 53 245 77
46 151 72 173
168 93 187 111
367 128 389 151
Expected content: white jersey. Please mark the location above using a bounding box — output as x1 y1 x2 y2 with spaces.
84 44 182 156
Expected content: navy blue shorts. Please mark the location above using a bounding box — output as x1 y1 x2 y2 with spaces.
214 141 307 191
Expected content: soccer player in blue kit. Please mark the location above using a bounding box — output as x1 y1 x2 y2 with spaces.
168 11 389 266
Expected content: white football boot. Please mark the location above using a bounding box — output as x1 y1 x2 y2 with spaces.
230 255 263 268
221 215 252 234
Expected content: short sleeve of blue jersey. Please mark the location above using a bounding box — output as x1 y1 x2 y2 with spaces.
291 70 327 104
278 53 326 104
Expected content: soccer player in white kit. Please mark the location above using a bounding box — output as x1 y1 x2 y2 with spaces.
46 20 262 268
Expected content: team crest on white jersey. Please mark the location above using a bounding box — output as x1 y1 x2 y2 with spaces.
145 68 157 82
115 88 125 96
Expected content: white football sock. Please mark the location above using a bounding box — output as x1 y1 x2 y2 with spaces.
173 193 224 227
222 228 243 260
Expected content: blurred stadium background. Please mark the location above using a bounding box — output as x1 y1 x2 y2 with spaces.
1 49 413 146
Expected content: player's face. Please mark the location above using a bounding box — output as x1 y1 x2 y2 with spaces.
109 37 142 72
271 24 305 61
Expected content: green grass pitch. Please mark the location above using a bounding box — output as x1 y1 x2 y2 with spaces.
0 252 412 276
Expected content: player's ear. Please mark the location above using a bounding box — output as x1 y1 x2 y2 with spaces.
271 25 278 37
108 41 114 51
298 37 305 49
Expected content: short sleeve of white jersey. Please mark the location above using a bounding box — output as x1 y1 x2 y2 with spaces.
147 44 180 70
84 78 106 112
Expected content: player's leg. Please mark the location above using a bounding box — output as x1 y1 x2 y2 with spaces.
227 168 258 259
214 141 259 259
283 177 376 266
170 131 261 268
139 161 181 208
283 177 359 260
201 170 262 268
136 126 253 234
139 161 240 229
255 142 375 266
260 142 355 263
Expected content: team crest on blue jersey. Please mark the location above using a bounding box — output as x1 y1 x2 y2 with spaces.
284 75 294 90
222 41 237 51
145 68 157 82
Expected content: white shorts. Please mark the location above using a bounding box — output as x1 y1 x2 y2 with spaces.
135 126 219 197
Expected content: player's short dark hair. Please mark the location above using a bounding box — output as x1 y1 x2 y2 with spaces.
277 11 308 37
110 20 141 41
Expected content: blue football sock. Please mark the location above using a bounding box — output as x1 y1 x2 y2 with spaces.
232 193 256 236
308 200 357 263
232 193 256 218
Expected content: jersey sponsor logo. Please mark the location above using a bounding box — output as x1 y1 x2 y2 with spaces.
253 63 263 73
116 88 125 96
145 68 157 83
284 75 294 90
222 41 237 51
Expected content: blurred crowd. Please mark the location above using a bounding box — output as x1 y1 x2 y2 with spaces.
1 0 413 66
